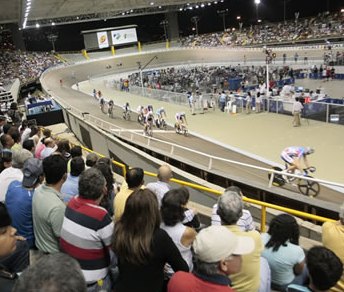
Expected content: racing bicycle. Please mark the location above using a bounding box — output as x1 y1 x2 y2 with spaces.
174 122 188 136
268 166 320 197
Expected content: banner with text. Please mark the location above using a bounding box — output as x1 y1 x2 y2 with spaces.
111 28 138 46
97 31 109 49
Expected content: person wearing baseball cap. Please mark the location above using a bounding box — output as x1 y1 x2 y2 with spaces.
168 225 254 292
5 158 44 249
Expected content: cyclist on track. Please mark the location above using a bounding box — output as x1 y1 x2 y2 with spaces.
123 102 130 113
137 105 145 124
155 107 167 128
144 110 155 135
99 96 105 113
280 146 315 175
175 112 187 130
108 100 114 117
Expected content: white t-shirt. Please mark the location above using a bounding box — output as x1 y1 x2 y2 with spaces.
0 167 23 202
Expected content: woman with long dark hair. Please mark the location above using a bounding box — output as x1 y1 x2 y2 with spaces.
112 189 188 292
261 213 306 291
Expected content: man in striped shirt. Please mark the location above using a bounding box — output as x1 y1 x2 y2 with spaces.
60 168 114 291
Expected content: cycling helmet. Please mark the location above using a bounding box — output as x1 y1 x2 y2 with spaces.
304 147 314 155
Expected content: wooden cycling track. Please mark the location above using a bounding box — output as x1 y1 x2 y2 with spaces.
41 47 344 212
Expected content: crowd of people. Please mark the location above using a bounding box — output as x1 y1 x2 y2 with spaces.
0 109 343 292
181 11 344 48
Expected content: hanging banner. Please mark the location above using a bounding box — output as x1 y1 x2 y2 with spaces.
111 28 138 45
97 31 109 49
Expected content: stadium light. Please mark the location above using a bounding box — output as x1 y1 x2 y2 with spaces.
236 16 241 20
341 8 344 13
35 23 40 28
254 0 261 21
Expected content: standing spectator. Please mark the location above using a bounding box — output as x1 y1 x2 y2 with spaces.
168 226 254 292
245 92 252 114
219 91 227 112
32 155 67 254
261 214 307 291
322 202 344 292
255 92 262 113
13 253 87 292
0 134 14 150
7 103 22 127
66 144 82 172
0 149 12 173
112 189 189 292
0 115 7 136
217 190 264 292
5 158 44 248
113 167 144 222
61 156 85 203
22 139 35 154
0 149 33 202
292 97 303 127
294 53 299 63
8 127 22 151
287 246 343 292
60 168 114 290
146 164 173 206
283 53 287 64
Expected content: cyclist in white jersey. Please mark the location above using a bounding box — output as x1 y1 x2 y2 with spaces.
280 146 314 174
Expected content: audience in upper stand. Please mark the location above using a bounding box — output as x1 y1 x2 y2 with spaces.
217 189 266 292
112 189 189 292
181 11 344 48
0 148 33 202
60 168 114 290
147 164 173 206
32 154 67 254
114 167 144 222
322 202 344 292
12 253 87 292
287 246 343 292
5 158 44 248
168 225 254 292
212 186 255 231
161 189 197 279
61 156 85 203
261 213 307 291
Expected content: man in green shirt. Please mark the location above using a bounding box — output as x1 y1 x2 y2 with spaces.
32 155 67 253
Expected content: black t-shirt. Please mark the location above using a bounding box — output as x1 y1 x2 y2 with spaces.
114 228 189 292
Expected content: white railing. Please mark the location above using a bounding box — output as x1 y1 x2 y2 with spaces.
53 95 344 191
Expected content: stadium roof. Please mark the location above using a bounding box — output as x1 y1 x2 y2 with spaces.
0 0 216 27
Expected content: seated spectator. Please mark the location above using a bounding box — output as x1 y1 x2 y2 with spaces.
94 157 116 216
212 186 255 231
161 188 197 278
12 253 87 292
32 155 67 254
0 149 33 202
22 139 34 154
262 213 307 291
0 203 19 292
112 189 189 292
34 128 51 159
178 186 200 229
61 156 85 203
8 127 22 151
168 225 254 292
322 202 344 292
5 158 44 248
287 246 343 292
217 189 265 292
0 134 15 150
146 164 173 206
60 168 114 290
85 152 98 168
40 137 57 159
0 149 12 173
114 167 144 222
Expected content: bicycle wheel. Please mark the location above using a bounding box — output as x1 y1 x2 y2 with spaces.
297 176 320 197
268 167 286 187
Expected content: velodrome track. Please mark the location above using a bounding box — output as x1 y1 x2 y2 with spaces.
40 47 344 210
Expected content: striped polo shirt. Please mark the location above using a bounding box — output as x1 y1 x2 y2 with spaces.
60 196 114 284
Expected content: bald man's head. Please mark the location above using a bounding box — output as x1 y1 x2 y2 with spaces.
157 165 172 182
